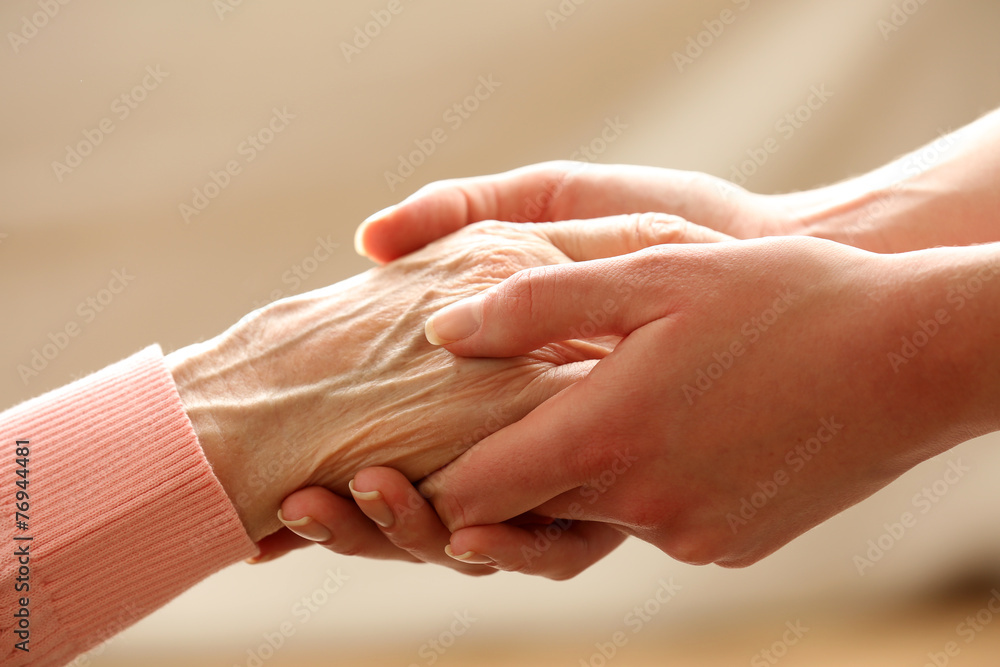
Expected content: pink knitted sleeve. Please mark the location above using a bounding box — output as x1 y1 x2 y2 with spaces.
0 345 257 666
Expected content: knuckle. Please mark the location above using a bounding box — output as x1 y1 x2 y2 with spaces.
414 176 462 199
428 488 473 533
464 219 510 237
657 528 732 566
452 223 542 282
490 263 563 326
629 212 694 248
386 534 424 553
629 243 675 278
492 266 539 315
515 160 586 220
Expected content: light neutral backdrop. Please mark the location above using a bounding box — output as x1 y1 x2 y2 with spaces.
4 1 1000 665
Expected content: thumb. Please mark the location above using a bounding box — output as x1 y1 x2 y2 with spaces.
424 249 667 357
419 373 605 531
354 162 584 263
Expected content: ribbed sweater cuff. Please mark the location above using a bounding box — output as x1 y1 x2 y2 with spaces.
0 345 257 667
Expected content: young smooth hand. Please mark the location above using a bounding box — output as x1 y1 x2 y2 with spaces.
415 237 1000 573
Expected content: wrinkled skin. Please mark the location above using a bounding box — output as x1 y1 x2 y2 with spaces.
168 215 701 542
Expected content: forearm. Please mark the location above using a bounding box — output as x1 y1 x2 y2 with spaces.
787 108 1000 253
0 347 254 666
892 242 1000 457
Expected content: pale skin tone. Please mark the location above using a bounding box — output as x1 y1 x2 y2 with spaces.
270 107 1000 578
165 213 717 573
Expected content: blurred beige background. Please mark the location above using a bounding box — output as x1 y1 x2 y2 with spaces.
4 1 1000 665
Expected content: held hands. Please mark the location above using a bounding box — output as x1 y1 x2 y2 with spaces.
279 152 1000 577
416 237 974 570
369 236 989 576
277 161 802 575
167 212 721 570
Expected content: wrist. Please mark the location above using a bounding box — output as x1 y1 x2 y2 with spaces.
786 114 1000 253
887 244 1000 450
787 174 911 254
165 335 303 543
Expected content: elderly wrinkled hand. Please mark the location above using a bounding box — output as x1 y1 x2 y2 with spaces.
169 213 715 571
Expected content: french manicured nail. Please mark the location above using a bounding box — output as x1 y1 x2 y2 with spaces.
445 544 495 565
354 205 397 257
425 296 483 346
277 509 332 542
349 479 395 529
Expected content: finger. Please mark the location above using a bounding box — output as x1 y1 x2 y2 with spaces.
446 522 627 580
249 527 315 564
424 249 670 356
355 162 580 263
278 486 421 562
417 361 602 530
350 468 496 576
356 161 727 263
421 313 668 533
534 213 733 262
420 372 611 531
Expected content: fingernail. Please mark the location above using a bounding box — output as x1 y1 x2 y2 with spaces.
349 479 395 529
354 205 397 258
277 509 332 542
425 296 483 346
245 553 274 565
445 544 495 565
